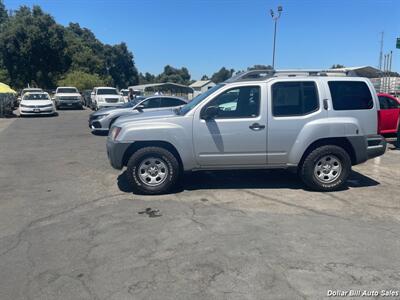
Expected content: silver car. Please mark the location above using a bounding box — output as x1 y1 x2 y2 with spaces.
89 96 187 131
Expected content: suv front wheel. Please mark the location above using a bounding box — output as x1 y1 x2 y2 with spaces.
299 145 351 192
126 147 180 195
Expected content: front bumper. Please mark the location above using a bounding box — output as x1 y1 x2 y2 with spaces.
20 107 55 115
57 100 82 107
107 139 131 170
98 102 125 109
89 115 109 131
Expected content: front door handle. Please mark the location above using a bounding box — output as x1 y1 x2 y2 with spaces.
249 123 266 130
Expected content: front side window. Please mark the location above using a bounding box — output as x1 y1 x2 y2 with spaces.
328 81 373 110
379 96 400 109
272 81 319 117
202 86 260 118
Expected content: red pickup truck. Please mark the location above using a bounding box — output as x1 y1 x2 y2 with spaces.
378 93 400 136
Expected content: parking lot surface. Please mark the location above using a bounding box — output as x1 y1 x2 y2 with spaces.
0 109 400 300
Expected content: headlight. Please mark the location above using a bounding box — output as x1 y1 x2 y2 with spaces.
97 97 105 102
110 126 122 141
20 104 27 108
93 114 108 120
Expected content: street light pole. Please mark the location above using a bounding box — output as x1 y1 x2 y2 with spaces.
270 6 283 69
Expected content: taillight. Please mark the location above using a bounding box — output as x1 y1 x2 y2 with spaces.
377 110 382 134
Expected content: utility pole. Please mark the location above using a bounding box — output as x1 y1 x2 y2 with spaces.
270 6 283 69
388 51 393 94
379 32 384 70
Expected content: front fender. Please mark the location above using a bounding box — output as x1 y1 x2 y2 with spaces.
117 120 196 170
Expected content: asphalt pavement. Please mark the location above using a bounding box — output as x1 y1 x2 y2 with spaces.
0 109 399 300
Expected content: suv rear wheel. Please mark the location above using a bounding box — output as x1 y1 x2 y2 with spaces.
299 145 351 191
126 147 180 194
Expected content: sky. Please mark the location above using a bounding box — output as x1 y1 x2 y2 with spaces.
4 0 400 79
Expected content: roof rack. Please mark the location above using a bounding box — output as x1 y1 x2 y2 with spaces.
225 69 357 83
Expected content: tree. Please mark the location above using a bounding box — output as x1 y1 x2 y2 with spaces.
104 43 139 88
156 65 191 85
0 6 68 88
211 67 235 83
139 72 156 84
201 75 209 80
57 71 106 91
331 64 345 69
0 0 7 25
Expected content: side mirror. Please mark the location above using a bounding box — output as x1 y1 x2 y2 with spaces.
135 104 145 112
202 106 219 120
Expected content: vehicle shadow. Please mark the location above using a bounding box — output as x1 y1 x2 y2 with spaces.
117 169 379 194
91 131 108 136
19 113 58 118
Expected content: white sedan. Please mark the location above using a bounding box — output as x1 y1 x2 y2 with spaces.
19 92 56 116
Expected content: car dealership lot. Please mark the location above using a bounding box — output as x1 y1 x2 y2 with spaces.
0 110 399 300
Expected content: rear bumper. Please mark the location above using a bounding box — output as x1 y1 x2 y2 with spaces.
347 135 386 164
107 140 131 170
366 135 387 159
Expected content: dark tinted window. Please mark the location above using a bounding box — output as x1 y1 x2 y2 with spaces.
378 96 400 109
272 82 319 116
328 81 373 110
203 86 260 118
141 98 161 108
161 98 186 107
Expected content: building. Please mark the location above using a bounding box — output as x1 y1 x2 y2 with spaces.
189 80 216 97
332 66 400 96
370 77 400 96
128 82 194 99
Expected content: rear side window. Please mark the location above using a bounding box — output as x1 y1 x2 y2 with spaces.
161 98 186 107
328 81 373 110
272 81 319 117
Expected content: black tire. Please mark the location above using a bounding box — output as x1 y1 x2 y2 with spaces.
299 145 351 192
126 147 180 195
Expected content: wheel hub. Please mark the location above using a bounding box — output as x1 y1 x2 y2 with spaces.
138 157 168 187
314 155 342 184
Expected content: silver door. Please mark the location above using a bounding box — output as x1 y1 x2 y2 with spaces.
193 84 267 167
267 80 327 165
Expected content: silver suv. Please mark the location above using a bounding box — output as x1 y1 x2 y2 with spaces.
107 70 386 194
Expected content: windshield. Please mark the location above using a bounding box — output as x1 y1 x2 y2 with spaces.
97 88 118 95
23 93 50 100
179 84 224 115
57 88 78 94
22 89 42 95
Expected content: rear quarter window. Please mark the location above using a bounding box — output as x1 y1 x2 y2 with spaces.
328 81 373 110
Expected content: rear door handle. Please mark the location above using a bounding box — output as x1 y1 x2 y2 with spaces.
249 123 265 130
